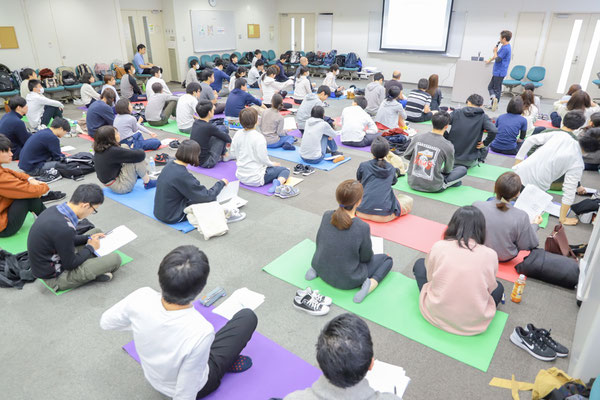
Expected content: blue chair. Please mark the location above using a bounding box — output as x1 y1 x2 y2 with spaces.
521 66 546 88
239 52 251 67
187 56 200 68
592 74 600 101
232 51 242 61
502 65 526 95
221 53 230 61
200 55 213 67
132 58 152 81
211 54 221 62
268 50 276 62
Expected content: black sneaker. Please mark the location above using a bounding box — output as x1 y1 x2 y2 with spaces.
302 165 315 176
331 151 343 156
169 140 180 149
94 272 113 282
37 168 62 184
293 294 330 316
526 324 569 357
510 326 557 361
293 164 304 175
154 153 170 166
41 191 66 203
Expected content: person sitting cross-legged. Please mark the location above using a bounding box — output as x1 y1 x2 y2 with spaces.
18 117 70 177
100 245 257 399
190 101 232 169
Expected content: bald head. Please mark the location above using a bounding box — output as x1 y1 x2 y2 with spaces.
300 57 308 66
392 71 401 80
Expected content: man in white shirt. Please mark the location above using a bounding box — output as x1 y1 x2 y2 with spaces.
176 82 201 133
100 245 257 400
513 111 589 225
340 96 379 147
146 66 172 98
25 80 64 130
247 59 265 89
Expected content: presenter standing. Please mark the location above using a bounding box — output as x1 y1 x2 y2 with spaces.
485 30 512 111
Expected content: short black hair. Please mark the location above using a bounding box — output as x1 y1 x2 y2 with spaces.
239 107 258 130
506 97 524 115
50 117 71 132
467 93 484 107
316 314 374 388
386 86 401 100
81 72 94 84
115 98 131 115
0 134 11 152
150 66 162 76
373 72 384 81
354 95 368 110
371 136 390 160
501 30 512 42
186 81 201 95
195 101 214 118
21 68 35 79
175 139 201 166
70 184 104 206
152 82 163 94
28 79 41 92
200 69 214 82
417 78 429 90
214 58 223 67
254 49 262 55
579 127 600 153
124 62 134 73
298 66 309 75
8 96 27 111
330 64 340 72
311 105 325 119
255 59 265 67
158 245 209 305
190 59 199 68
432 111 451 130
280 53 287 60
317 85 331 96
137 44 146 51
563 111 586 130
523 83 535 92
235 78 247 90
444 206 486 250
590 112 600 127
230 54 238 61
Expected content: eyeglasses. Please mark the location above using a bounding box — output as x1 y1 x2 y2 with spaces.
90 205 98 214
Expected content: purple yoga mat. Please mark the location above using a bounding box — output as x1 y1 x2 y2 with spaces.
77 106 87 111
123 302 321 399
288 130 371 152
187 161 274 196
488 149 516 158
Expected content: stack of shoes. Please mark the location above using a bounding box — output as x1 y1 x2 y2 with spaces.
36 168 62 184
510 324 569 361
293 164 315 176
274 184 300 199
293 287 332 316
154 153 171 166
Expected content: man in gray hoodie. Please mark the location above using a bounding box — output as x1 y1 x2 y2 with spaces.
365 73 386 116
296 85 331 132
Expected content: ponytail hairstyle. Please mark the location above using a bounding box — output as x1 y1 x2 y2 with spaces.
235 66 248 79
370 136 389 168
331 180 364 230
263 65 278 80
386 86 401 101
494 172 522 211
271 93 284 111
443 206 486 250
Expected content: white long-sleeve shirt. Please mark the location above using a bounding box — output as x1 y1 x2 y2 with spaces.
261 76 293 105
322 71 339 91
176 94 198 130
100 287 214 400
80 83 100 105
146 76 172 98
25 92 63 129
230 129 274 186
247 67 262 86
340 105 377 143
293 76 312 101
513 130 584 205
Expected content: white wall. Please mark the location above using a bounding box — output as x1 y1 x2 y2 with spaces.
277 0 600 95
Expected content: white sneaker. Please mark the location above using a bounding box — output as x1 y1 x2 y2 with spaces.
491 97 498 111
226 209 246 223
578 211 595 224
296 287 332 306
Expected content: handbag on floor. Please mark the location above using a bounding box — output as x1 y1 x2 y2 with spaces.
0 250 34 289
545 224 577 260
184 202 228 240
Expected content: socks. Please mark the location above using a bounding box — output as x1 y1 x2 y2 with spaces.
268 179 281 193
353 278 378 303
305 267 318 281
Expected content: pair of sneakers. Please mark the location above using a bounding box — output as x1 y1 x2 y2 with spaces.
293 164 315 176
274 184 300 199
293 287 332 316
510 324 569 361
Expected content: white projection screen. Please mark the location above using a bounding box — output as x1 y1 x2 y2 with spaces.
380 0 454 52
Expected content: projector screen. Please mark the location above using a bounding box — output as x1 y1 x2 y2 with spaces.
380 0 454 52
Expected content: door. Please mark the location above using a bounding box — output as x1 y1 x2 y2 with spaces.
316 14 333 52
278 13 316 55
121 10 171 81
577 15 600 97
511 13 545 70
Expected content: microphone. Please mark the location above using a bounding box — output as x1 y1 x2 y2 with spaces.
496 41 501 47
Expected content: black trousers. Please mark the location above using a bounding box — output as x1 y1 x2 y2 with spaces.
41 105 63 126
196 309 258 398
0 198 46 238
412 258 504 306
488 76 504 101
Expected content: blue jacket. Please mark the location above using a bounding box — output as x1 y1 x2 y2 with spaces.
210 68 230 92
18 128 64 172
224 88 262 118
0 111 32 160
275 60 289 82
224 62 238 77
86 100 115 137
493 44 511 77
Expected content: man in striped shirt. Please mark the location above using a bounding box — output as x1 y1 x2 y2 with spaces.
405 79 433 122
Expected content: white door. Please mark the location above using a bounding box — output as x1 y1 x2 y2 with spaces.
577 15 600 97
121 10 171 81
512 13 545 70
316 14 333 52
278 13 316 55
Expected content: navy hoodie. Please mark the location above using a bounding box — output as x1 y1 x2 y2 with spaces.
444 106 497 166
356 158 401 216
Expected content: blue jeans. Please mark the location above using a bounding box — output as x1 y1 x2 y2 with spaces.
302 136 338 164
264 166 290 184
342 133 379 147
120 132 161 150
267 135 295 148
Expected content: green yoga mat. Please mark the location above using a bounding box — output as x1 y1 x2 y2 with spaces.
392 178 493 207
263 239 508 372
466 165 565 195
410 120 432 125
0 213 34 253
144 120 189 137
39 251 133 296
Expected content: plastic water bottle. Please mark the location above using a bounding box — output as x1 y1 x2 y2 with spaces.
71 120 78 136
510 274 527 303
148 157 156 174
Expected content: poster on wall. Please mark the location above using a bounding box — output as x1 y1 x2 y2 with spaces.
190 10 236 52
247 24 260 38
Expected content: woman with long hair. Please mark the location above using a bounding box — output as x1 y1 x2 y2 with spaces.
426 74 442 111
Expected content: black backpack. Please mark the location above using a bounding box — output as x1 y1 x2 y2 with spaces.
0 63 10 75
283 50 293 62
55 152 95 179
0 250 34 289
0 71 14 92
305 52 316 63
61 70 77 86
290 51 301 64
334 54 346 67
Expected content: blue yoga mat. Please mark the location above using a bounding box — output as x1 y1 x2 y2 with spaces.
103 180 195 233
266 146 351 171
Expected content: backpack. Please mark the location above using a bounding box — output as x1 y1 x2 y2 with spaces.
0 63 10 75
55 152 95 179
312 52 324 66
323 50 337 65
0 250 34 289
42 77 59 89
305 51 316 63
334 54 346 67
515 248 579 289
11 70 22 87
290 51 301 64
61 70 77 86
94 63 111 80
345 52 359 68
76 63 94 79
114 66 126 79
283 50 292 62
39 68 54 80
0 71 14 92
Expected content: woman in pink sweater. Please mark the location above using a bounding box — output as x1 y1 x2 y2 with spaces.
413 206 504 336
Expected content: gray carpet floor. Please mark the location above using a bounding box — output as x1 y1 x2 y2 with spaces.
1 78 595 400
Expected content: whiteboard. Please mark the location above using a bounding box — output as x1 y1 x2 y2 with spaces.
368 10 466 57
190 10 236 53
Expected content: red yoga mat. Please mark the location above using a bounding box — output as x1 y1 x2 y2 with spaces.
534 120 554 129
497 251 529 283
